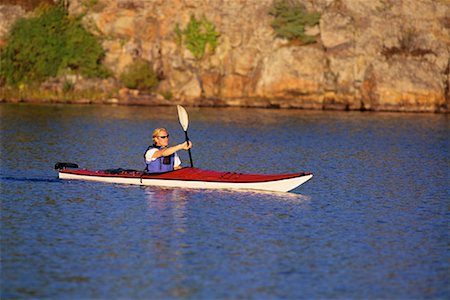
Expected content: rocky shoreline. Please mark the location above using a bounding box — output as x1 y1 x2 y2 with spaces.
1 91 447 113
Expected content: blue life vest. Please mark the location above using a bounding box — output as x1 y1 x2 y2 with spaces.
144 145 175 173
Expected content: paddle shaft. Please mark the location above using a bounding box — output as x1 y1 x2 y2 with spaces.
184 131 194 168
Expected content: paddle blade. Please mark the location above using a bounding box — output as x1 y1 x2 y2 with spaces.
177 105 189 131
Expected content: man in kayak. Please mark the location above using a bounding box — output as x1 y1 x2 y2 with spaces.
144 127 193 173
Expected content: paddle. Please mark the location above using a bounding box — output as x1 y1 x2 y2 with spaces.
177 105 194 168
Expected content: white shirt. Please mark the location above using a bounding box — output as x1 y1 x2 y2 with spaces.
145 148 181 168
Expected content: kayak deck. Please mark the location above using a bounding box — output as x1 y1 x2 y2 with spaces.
58 167 313 192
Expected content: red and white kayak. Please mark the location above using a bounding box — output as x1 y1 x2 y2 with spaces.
55 163 313 192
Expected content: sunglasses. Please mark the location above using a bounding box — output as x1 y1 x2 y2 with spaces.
158 135 169 139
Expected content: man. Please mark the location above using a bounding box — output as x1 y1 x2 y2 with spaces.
144 127 193 173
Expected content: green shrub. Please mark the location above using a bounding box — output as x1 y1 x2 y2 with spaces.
0 3 109 86
175 15 220 60
269 0 321 44
62 79 75 93
120 59 159 91
161 90 173 100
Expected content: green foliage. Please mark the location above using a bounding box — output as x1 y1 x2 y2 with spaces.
0 3 109 86
161 90 173 100
120 59 159 91
269 0 321 44
62 79 75 93
175 15 220 60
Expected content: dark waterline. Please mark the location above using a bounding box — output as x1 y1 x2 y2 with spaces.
1 103 448 299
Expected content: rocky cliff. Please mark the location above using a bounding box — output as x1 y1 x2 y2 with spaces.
1 0 449 112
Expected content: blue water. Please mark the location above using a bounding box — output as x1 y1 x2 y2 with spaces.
1 104 448 299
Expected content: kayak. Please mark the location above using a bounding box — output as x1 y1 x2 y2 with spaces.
55 163 313 192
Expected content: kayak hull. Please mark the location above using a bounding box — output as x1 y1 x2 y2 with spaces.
58 167 313 192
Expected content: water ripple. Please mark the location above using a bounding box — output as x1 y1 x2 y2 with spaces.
1 104 448 299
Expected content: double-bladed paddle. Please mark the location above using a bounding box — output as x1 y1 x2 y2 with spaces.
177 105 194 168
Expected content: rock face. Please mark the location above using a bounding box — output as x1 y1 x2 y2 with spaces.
1 0 449 112
0 4 25 48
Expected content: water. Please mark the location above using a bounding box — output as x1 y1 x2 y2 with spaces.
1 103 448 299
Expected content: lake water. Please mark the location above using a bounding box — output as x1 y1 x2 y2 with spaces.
1 103 448 299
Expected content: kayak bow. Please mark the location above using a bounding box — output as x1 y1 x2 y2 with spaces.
55 163 313 192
